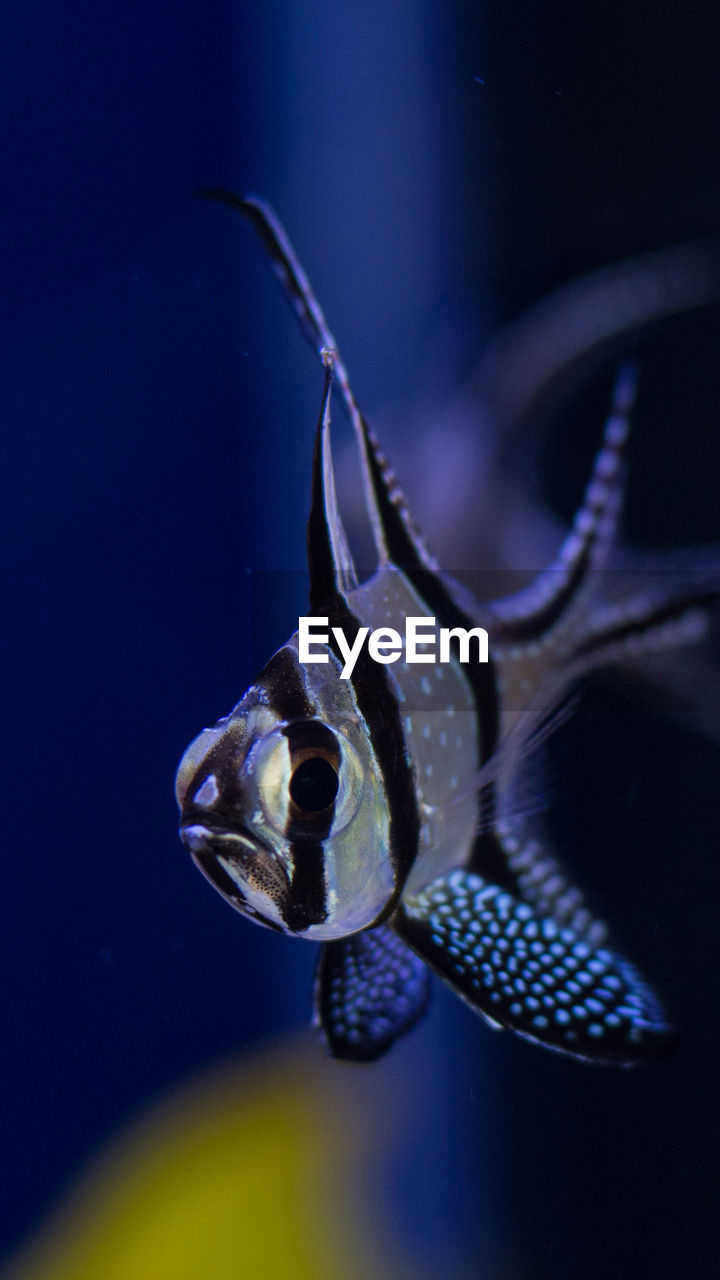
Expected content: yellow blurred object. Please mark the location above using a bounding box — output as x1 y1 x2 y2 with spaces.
5 1037 413 1280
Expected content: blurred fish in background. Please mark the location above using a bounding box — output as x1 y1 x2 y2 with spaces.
2 2 720 1279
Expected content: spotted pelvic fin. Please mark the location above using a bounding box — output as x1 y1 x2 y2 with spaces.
395 867 676 1064
313 925 431 1061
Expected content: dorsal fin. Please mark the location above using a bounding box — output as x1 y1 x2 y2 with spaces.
307 352 357 609
489 363 637 642
201 189 438 577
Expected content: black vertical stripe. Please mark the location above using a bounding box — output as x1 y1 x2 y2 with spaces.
280 720 341 930
307 364 345 614
363 442 500 828
327 600 421 903
257 646 315 720
262 621 419 926
409 571 499 835
283 843 328 931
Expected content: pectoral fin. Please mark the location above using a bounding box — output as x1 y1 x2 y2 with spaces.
396 869 676 1064
313 925 431 1061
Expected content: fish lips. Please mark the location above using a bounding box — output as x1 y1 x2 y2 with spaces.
180 821 291 933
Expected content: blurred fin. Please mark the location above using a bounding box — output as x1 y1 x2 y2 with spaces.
489 365 636 641
471 238 720 441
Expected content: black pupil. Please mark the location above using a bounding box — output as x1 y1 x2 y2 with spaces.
289 757 339 812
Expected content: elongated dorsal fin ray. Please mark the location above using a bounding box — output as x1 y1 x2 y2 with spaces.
489 363 637 643
199 188 388 567
307 353 357 608
201 189 444 579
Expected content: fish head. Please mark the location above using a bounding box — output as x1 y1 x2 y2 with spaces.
176 637 395 940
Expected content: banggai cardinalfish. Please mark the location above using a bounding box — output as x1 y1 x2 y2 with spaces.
176 194 718 1063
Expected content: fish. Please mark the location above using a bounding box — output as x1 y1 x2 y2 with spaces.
176 194 719 1063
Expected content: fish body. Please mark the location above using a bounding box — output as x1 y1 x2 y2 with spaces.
177 196 716 1062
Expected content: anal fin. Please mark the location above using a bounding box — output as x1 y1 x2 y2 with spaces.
396 869 675 1065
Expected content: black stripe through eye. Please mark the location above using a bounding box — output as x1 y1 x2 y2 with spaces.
289 757 339 812
282 719 340 760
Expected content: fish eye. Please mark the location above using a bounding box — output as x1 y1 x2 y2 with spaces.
247 720 364 837
289 756 339 812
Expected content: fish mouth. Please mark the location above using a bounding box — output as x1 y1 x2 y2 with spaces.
180 819 257 855
179 817 278 868
179 804 256 841
179 820 291 932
